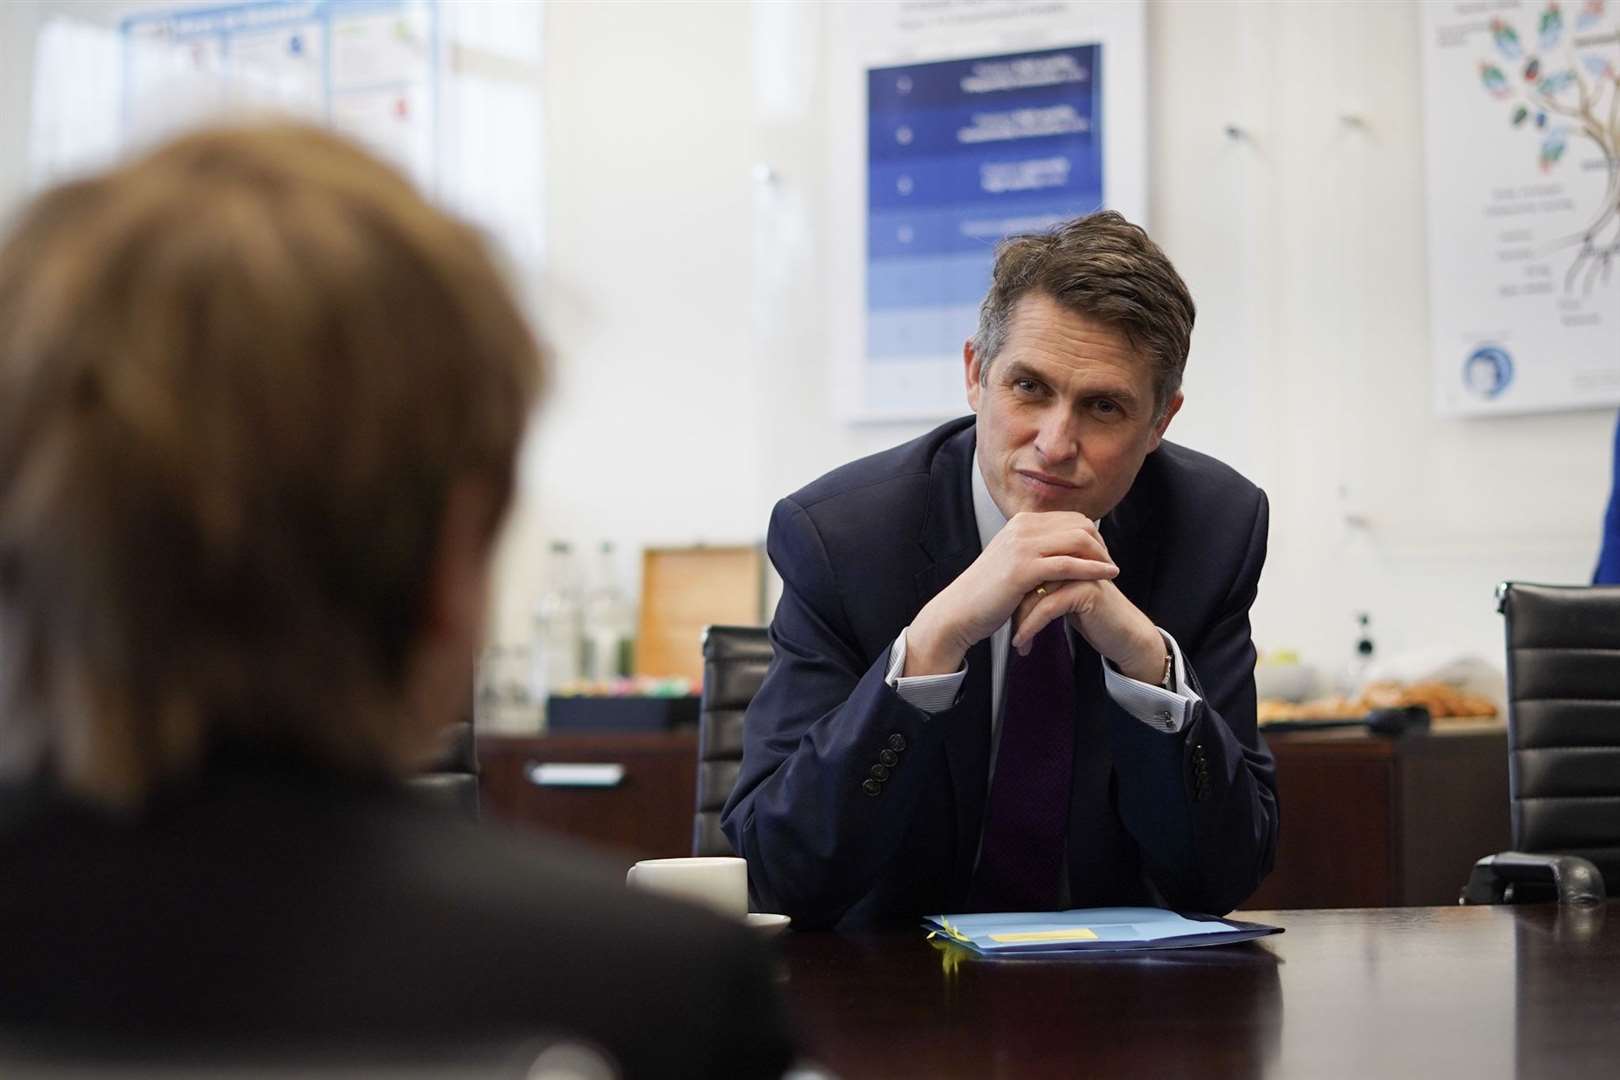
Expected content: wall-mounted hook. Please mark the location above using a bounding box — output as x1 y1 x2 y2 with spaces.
1223 124 1246 141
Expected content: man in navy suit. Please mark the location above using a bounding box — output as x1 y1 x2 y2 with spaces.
722 211 1278 929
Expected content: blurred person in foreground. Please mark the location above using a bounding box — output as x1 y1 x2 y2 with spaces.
723 212 1277 928
0 123 792 1079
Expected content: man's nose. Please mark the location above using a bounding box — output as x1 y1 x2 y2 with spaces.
1033 409 1079 465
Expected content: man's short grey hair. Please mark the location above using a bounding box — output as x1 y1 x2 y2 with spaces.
970 210 1195 420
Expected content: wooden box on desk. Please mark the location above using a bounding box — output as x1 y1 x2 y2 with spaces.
636 544 764 685
478 730 699 872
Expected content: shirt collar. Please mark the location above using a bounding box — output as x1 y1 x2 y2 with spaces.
970 449 1007 553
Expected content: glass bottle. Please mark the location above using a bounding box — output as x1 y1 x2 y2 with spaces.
530 541 582 711
582 541 632 683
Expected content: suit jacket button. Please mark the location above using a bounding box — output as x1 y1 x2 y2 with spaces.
870 764 890 782
862 778 882 797
878 749 898 767
887 733 907 752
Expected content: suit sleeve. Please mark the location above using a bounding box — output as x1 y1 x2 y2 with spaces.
719 497 942 928
1104 488 1280 914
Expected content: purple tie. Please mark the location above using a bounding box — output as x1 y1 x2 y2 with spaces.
968 619 1075 912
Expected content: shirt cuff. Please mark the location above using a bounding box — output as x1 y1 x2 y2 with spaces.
886 627 966 714
1101 628 1201 734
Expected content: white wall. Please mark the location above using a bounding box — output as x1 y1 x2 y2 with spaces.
492 0 936 644
504 0 1614 683
1148 0 1612 679
2 1 1610 681
493 0 768 643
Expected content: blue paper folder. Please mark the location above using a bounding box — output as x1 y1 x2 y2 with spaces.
923 907 1282 955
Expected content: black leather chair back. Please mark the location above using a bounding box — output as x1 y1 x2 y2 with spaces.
409 717 480 822
694 625 772 856
1501 582 1620 892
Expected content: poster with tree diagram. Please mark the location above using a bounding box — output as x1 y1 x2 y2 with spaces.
1422 0 1620 417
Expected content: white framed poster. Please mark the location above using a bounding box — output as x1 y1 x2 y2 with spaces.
829 1 1148 423
1422 0 1620 417
122 0 438 190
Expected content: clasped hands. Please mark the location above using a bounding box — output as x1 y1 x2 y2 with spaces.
905 511 1167 684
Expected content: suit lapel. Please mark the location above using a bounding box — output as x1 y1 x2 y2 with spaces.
1099 458 1160 614
910 423 991 895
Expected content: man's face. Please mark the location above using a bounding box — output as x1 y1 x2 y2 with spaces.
966 291 1182 521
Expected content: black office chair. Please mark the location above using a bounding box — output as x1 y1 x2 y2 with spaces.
693 625 772 856
409 705 481 822
1460 583 1619 905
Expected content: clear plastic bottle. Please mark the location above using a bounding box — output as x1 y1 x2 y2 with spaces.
582 541 632 683
530 541 582 711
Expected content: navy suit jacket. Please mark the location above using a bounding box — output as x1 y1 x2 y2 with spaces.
721 417 1279 929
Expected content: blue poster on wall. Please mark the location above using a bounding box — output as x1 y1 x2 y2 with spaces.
866 44 1104 382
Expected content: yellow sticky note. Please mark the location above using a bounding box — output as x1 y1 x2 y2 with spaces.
987 928 1099 944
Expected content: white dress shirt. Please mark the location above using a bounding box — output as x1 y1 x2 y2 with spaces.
885 451 1202 776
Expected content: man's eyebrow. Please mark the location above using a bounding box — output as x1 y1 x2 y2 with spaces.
1081 382 1142 407
999 360 1043 383
998 358 1143 406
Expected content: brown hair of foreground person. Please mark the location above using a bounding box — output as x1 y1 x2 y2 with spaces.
0 123 541 806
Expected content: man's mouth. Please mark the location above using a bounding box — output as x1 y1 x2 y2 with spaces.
1016 469 1080 493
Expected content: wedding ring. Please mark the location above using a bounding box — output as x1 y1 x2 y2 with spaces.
1036 586 1048 597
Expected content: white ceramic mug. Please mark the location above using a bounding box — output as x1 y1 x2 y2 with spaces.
625 856 747 919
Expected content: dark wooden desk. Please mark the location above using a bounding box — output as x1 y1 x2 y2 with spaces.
479 730 698 871
777 904 1620 1079
1250 725 1511 908
479 726 1511 908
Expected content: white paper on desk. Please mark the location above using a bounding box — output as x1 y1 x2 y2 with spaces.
923 907 1282 955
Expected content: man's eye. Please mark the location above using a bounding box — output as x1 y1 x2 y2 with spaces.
1090 398 1121 417
1013 378 1041 395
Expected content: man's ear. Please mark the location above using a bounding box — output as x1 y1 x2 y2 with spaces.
1148 391 1184 451
964 339 982 412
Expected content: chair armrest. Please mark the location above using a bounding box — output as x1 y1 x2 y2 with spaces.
1459 851 1607 906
